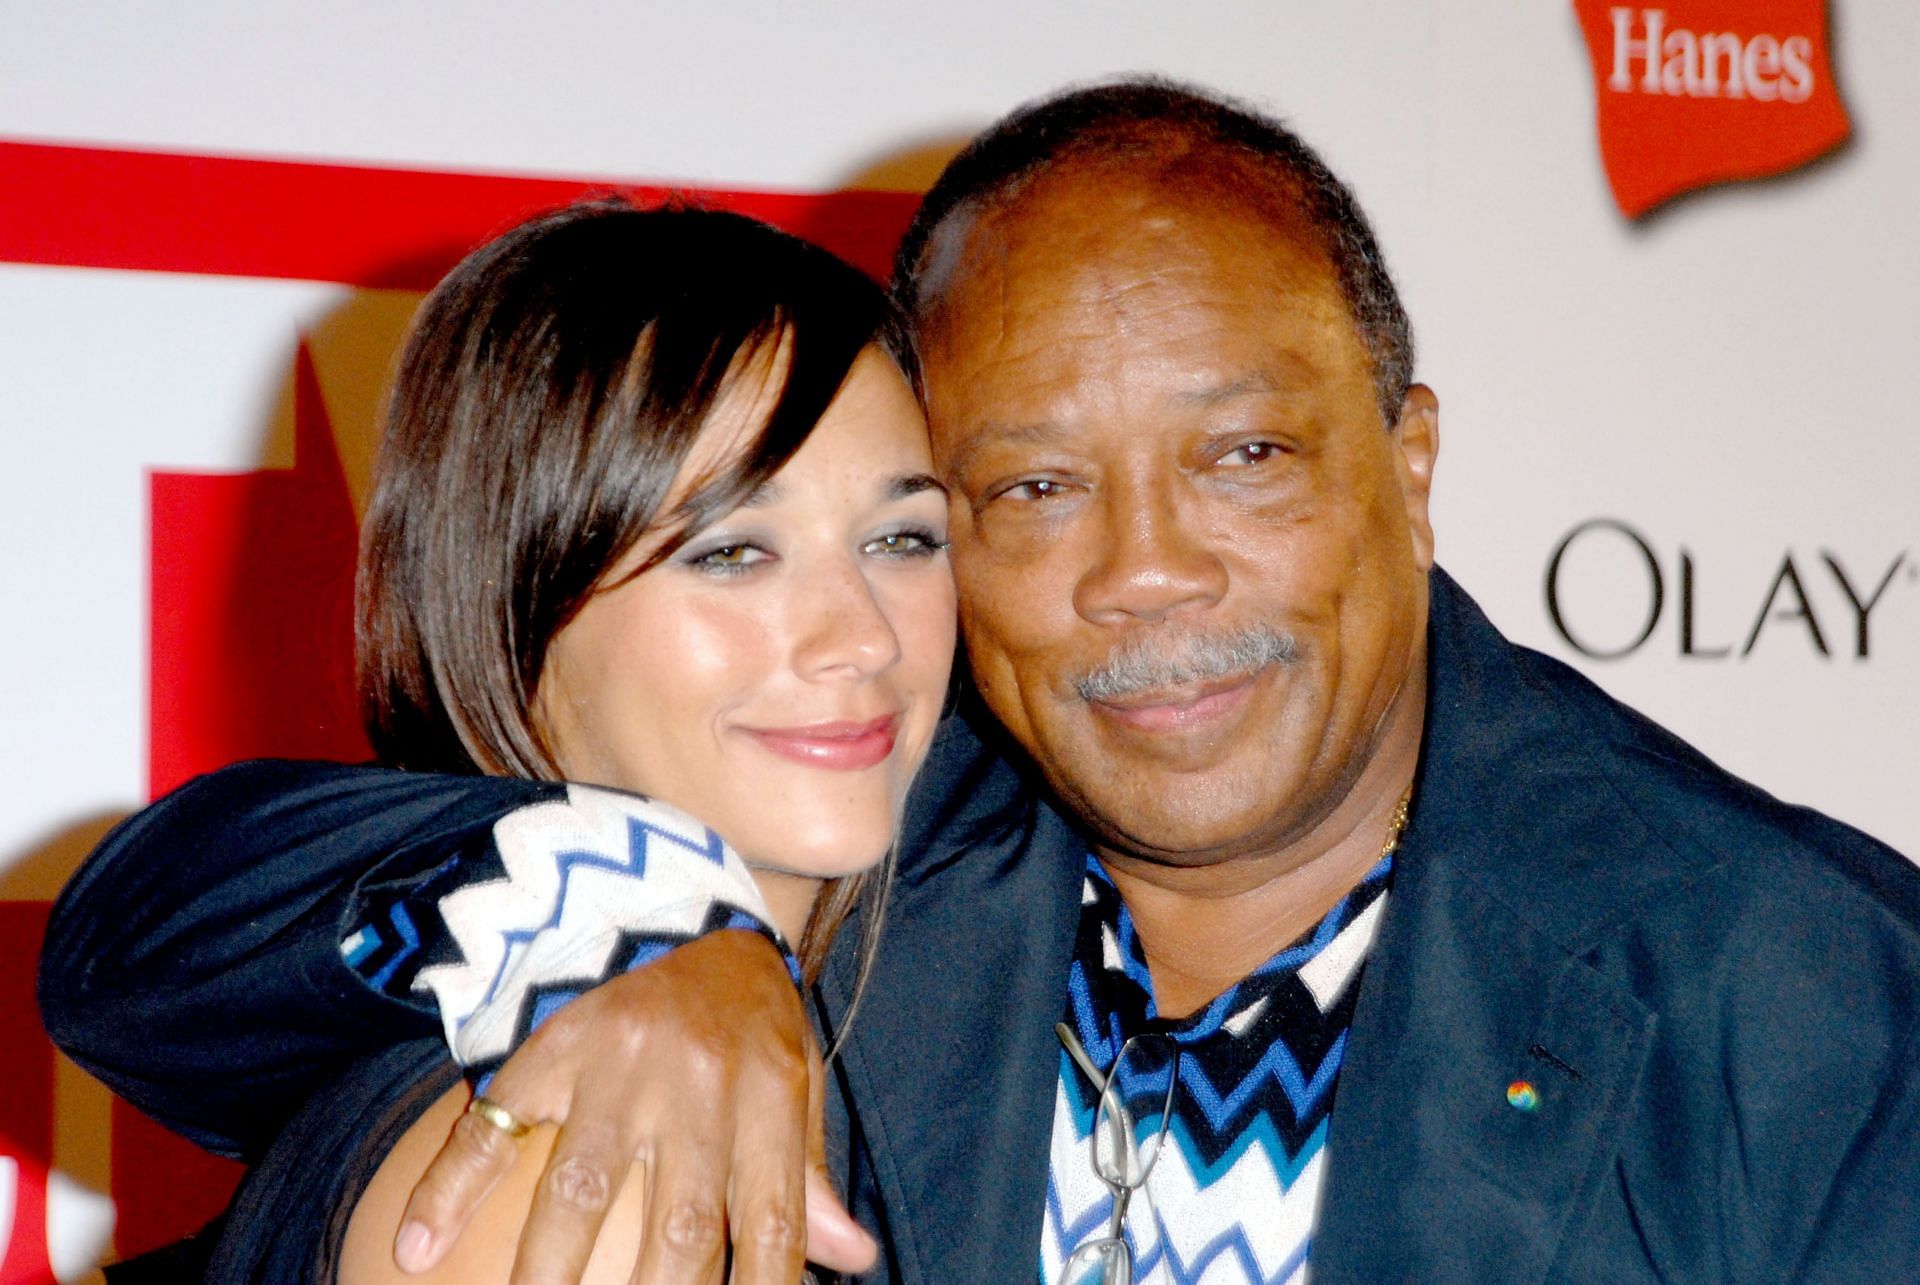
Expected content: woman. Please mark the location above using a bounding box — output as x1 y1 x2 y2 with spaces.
50 198 955 1280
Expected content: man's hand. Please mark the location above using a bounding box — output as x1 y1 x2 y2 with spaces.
388 930 878 1282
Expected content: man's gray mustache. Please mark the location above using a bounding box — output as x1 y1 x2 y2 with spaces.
1073 625 1299 703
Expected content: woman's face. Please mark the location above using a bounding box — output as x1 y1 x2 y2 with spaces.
535 347 956 907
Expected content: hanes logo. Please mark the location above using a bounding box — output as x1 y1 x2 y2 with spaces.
1607 9 1814 101
1571 0 1851 216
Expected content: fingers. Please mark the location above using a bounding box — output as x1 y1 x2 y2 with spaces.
719 1037 810 1285
801 1038 876 1273
399 932 845 1281
396 999 585 1275
802 1168 878 1274
394 1094 530 1273
508 1103 633 1285
630 1121 730 1285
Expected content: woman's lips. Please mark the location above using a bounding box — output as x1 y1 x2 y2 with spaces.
742 716 900 770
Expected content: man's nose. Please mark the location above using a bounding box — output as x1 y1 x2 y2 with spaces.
794 556 903 679
1071 481 1227 625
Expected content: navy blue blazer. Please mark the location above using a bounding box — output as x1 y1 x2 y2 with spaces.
42 570 1920 1281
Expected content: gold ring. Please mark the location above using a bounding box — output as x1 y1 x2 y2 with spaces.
466 1095 533 1140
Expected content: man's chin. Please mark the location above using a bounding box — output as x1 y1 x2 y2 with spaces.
1085 807 1293 869
1044 761 1312 868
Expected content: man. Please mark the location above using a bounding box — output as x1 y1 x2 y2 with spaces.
45 80 1920 1282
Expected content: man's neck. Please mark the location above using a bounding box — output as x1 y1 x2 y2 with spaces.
1096 685 1425 1020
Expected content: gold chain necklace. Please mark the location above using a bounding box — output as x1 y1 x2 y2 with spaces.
1379 786 1414 860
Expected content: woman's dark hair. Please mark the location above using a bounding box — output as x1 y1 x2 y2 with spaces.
357 198 903 980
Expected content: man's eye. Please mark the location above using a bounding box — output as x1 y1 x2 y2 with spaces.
1002 479 1064 501
1220 442 1284 466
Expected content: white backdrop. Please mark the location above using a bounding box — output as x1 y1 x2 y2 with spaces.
1 1 1913 853
2 1 1914 1265
3 1 1911 868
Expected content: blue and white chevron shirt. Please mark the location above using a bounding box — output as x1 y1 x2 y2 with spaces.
339 780 1389 1281
341 784 794 1089
1041 854 1393 1285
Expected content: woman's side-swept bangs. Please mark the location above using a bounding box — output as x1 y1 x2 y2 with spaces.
357 199 901 780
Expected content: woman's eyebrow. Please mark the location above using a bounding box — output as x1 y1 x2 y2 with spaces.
736 471 944 510
889 472 947 500
740 478 785 508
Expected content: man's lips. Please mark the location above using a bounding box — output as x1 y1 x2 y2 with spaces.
741 716 900 770
1087 672 1259 732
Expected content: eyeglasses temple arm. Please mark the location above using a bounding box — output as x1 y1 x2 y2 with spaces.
1054 1021 1106 1085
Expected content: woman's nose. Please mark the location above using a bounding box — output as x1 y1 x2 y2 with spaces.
793 557 903 680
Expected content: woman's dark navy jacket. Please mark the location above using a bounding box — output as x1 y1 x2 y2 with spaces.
41 570 1920 1281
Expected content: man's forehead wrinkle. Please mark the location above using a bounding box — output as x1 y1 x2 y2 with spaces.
941 268 1322 422
1169 368 1286 409
923 148 1361 475
985 222 1016 366
1006 239 1341 404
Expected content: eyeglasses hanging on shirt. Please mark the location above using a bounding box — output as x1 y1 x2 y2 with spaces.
1055 1022 1181 1285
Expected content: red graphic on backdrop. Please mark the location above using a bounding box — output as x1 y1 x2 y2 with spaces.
1572 0 1850 217
0 139 915 286
0 906 56 1282
118 340 370 1257
2 1125 112 1285
1 1138 52 1284
0 908 55 1182
0 136 920 1265
148 342 368 798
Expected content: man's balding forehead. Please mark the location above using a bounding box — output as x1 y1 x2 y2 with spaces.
893 77 1416 427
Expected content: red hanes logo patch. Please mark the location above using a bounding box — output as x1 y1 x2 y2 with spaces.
1572 1 1850 217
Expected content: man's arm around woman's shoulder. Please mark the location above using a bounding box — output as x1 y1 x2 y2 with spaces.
37 758 550 1159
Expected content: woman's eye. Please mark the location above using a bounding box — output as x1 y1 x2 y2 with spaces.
686 543 767 575
864 527 949 559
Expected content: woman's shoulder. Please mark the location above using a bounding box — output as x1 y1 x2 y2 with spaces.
340 1084 651 1285
203 1039 458 1280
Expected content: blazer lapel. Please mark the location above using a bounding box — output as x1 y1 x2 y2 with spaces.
1315 571 1663 1281
824 571 1676 1280
1313 846 1656 1281
1320 572 1681 1283
820 714 1087 1283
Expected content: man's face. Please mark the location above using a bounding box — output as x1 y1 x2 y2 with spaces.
918 164 1438 869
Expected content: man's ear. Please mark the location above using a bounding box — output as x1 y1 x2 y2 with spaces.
1392 384 1439 572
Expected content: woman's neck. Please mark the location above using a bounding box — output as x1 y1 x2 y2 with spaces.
751 868 826 947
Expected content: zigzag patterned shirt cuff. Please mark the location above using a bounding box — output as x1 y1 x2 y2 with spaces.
341 783 796 1090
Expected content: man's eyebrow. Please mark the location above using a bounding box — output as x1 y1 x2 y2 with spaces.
942 420 1072 477
1171 369 1284 408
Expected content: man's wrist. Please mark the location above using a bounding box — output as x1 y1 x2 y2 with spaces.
342 784 791 1072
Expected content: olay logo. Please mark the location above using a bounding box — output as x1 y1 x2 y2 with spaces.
1543 519 1914 661
1571 1 1850 217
